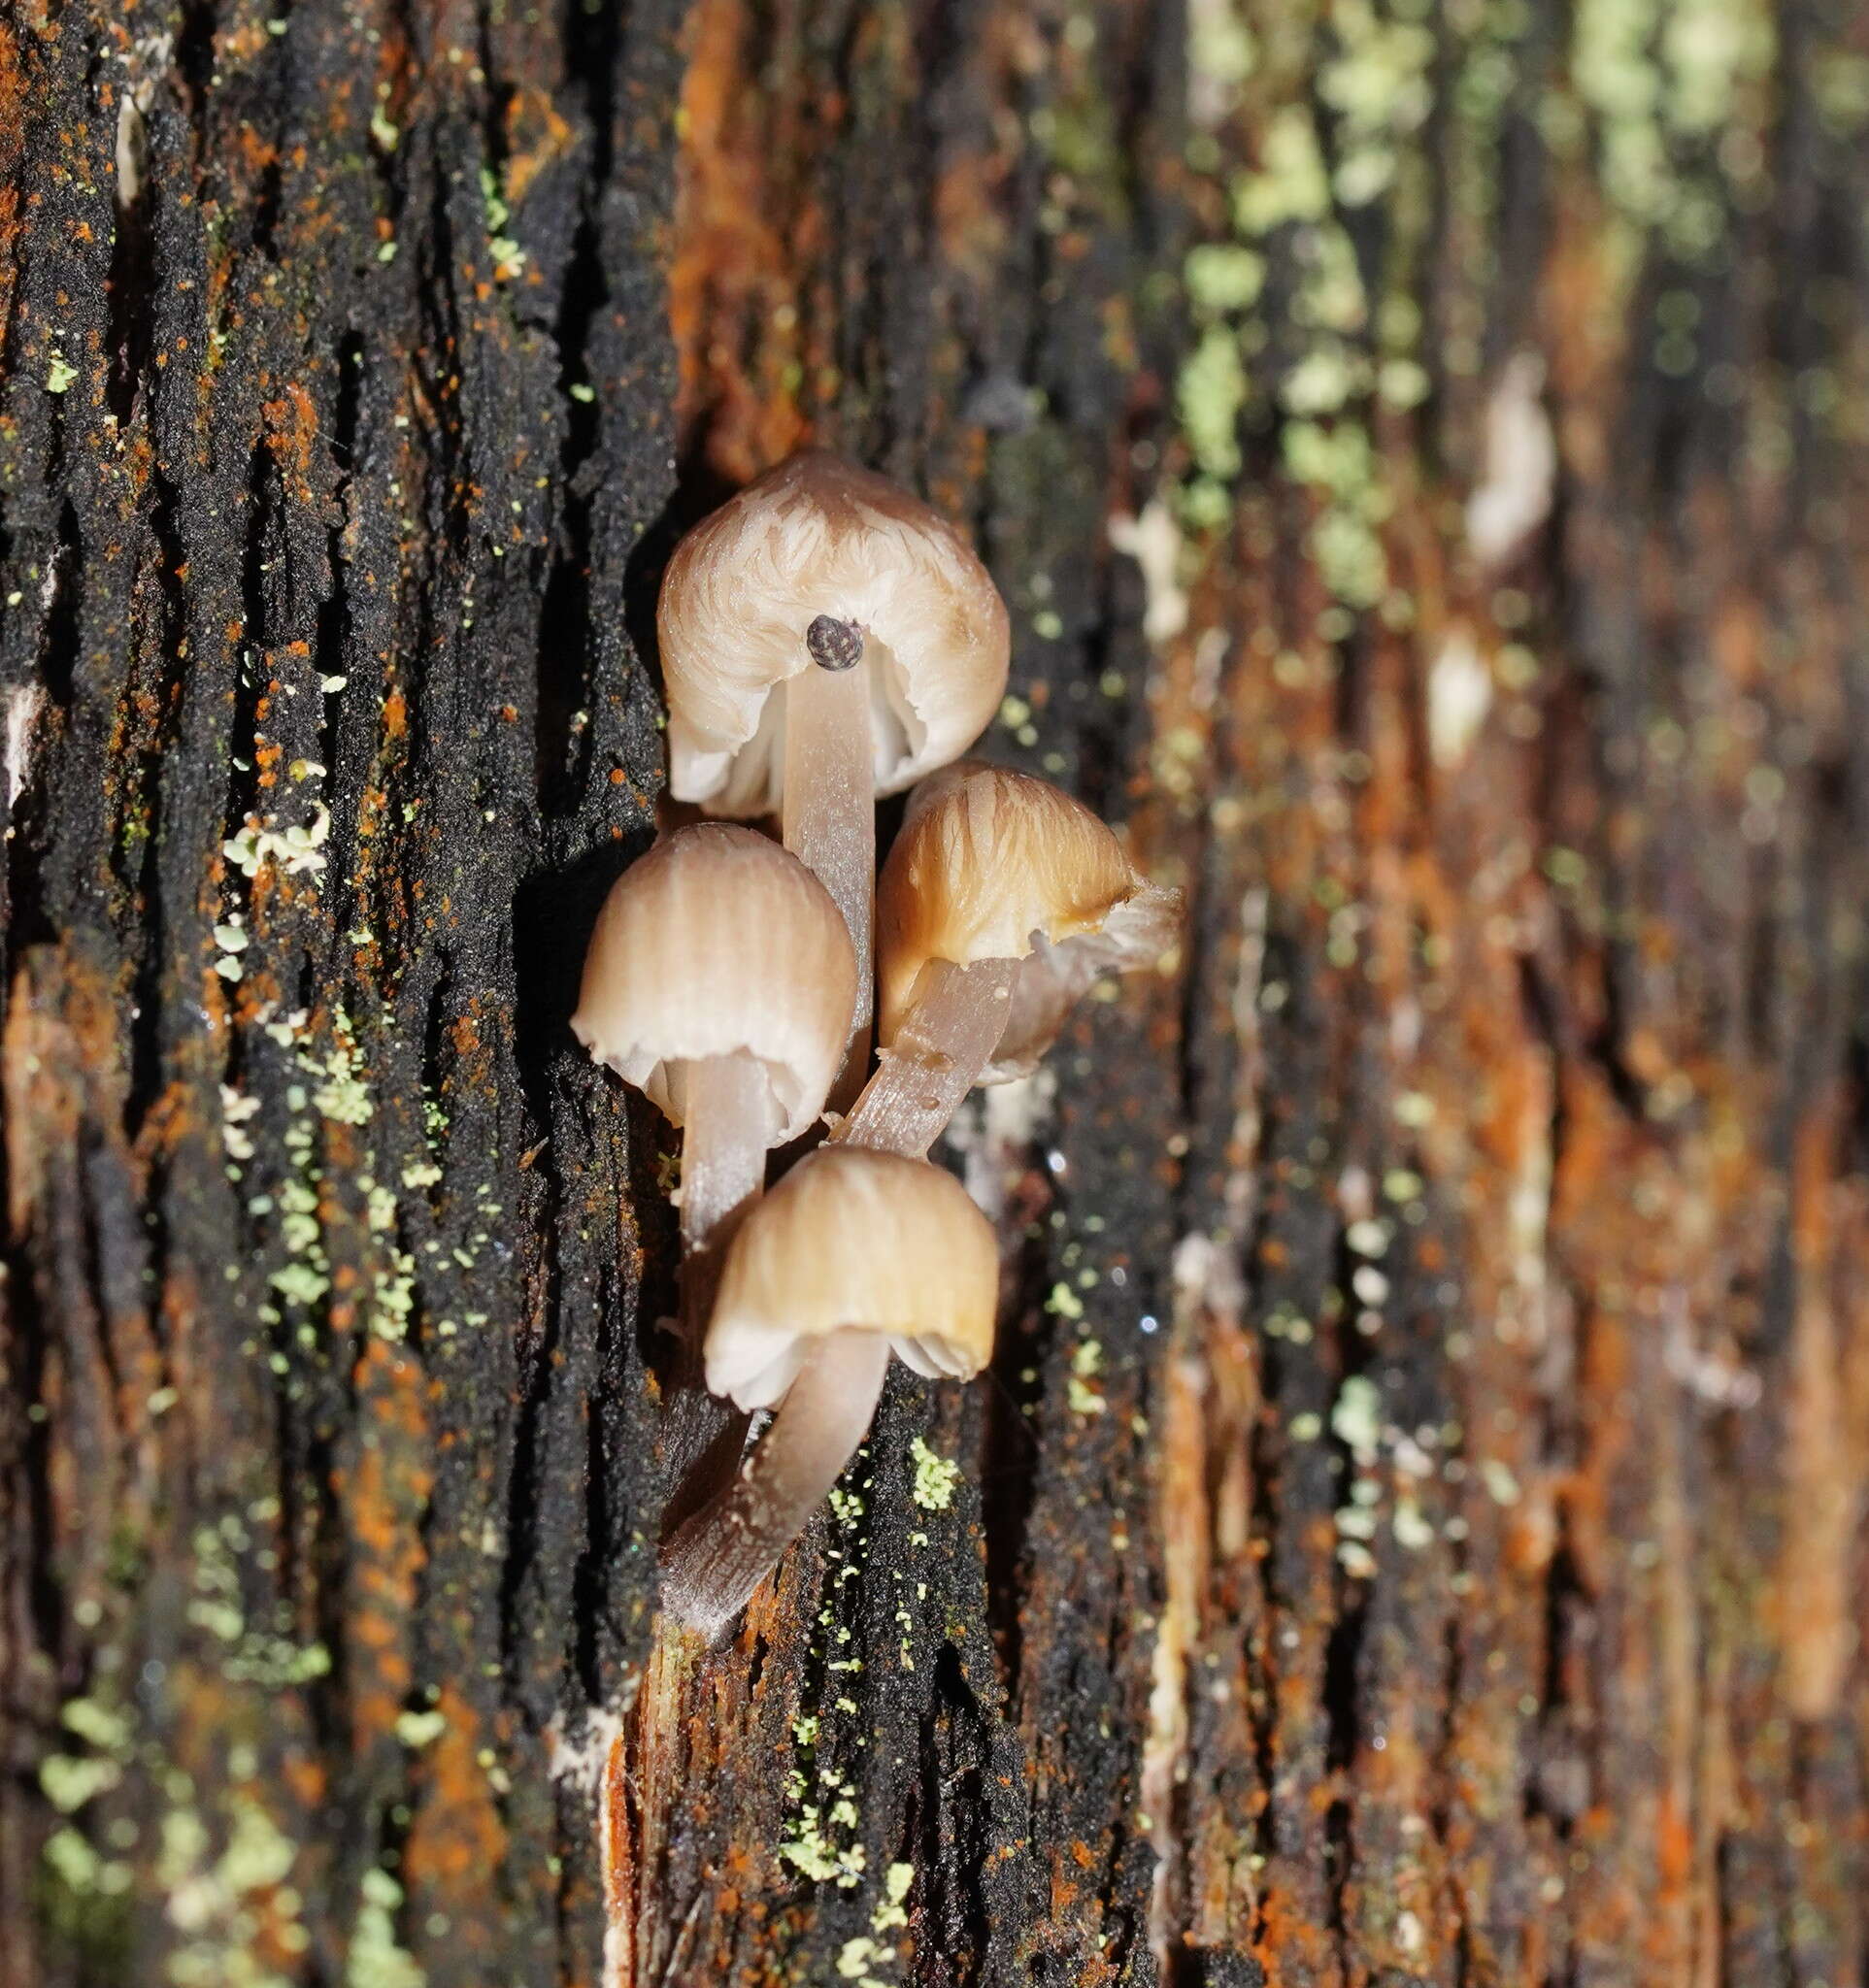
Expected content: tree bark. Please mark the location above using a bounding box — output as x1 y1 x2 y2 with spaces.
4 1 1866 1985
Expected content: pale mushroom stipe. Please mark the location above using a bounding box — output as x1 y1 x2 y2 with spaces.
658 1146 997 1640
833 761 1183 1158
656 451 1011 1099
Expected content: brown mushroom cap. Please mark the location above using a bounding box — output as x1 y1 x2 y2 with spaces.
571 823 857 1143
703 1145 998 1410
658 452 1011 815
876 761 1176 1077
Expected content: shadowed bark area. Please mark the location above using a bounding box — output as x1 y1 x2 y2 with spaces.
4 2 1867 1986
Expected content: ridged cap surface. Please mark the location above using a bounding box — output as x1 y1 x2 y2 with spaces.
659 452 1010 815
876 761 1145 1045
704 1146 998 1409
572 824 857 1143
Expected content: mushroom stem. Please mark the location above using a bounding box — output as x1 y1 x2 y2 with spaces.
784 648 875 1106
658 1327 891 1642
830 957 1017 1158
659 1055 770 1495
675 1053 775 1348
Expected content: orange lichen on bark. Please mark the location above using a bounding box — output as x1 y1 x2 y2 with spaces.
503 84 577 208
261 383 321 502
3 952 173 1623
666 0 807 480
1778 1100 1865 1719
400 1681 512 1944
335 1340 436 1746
0 20 22 341
1253 1880 1340 1988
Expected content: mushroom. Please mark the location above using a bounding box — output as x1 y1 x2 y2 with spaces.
659 1145 996 1640
832 761 1181 1157
657 452 1012 1083
571 823 857 1363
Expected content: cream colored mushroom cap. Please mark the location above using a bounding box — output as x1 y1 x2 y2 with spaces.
571 824 857 1143
658 451 1011 815
704 1146 998 1411
877 762 1173 1074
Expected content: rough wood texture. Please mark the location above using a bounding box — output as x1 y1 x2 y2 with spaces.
4 1 1866 1984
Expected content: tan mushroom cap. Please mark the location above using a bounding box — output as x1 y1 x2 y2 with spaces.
704 1146 998 1410
571 823 857 1143
877 761 1177 1077
658 451 1011 815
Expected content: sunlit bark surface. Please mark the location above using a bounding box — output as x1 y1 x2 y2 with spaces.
3 1 1866 1984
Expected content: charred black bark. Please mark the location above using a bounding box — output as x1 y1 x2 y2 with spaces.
5 3 1867 1987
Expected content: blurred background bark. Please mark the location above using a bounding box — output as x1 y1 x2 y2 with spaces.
3 0 1866 1983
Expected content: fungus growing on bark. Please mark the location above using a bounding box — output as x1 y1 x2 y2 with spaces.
833 761 1181 1156
657 452 1011 1080
571 823 857 1343
659 1145 996 1640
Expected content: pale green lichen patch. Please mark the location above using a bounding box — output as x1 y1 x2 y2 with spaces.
1570 0 1776 268
154 1787 306 1987
838 1937 886 1982
779 1804 868 1888
394 1708 446 1749
1393 1496 1436 1550
37 1696 314 1979
220 1086 261 1161
874 1861 915 1930
1167 29 1410 617
310 1013 374 1126
1811 48 1869 135
1177 323 1248 484
188 1521 332 1687
997 690 1039 747
1281 346 1369 418
480 165 527 282
1067 1337 1108 1417
1330 1374 1383 1461
1346 1217 1390 1257
34 1693 142 1939
1188 0 1256 127
1318 0 1436 207
44 1823 130 1896
41 1752 123 1812
62 1698 133 1752
1230 105 1330 233
909 1436 959 1512
1481 1458 1522 1506
780 1680 870 1890
1185 244 1264 315
347 1869 424 1988
826 1862 916 1983
222 804 331 880
222 1006 428 1346
268 1260 330 1308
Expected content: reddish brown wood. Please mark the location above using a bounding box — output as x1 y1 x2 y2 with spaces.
4 2 1866 1984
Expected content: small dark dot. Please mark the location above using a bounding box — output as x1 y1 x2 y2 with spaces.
806 614 863 672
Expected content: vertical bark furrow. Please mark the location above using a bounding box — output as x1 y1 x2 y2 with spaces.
5 1 1868 1985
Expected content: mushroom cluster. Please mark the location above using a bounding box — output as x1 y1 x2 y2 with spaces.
574 452 1181 1643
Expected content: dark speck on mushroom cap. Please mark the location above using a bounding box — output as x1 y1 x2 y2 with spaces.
805 614 863 672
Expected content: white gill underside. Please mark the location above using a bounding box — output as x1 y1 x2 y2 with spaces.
701 633 923 816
